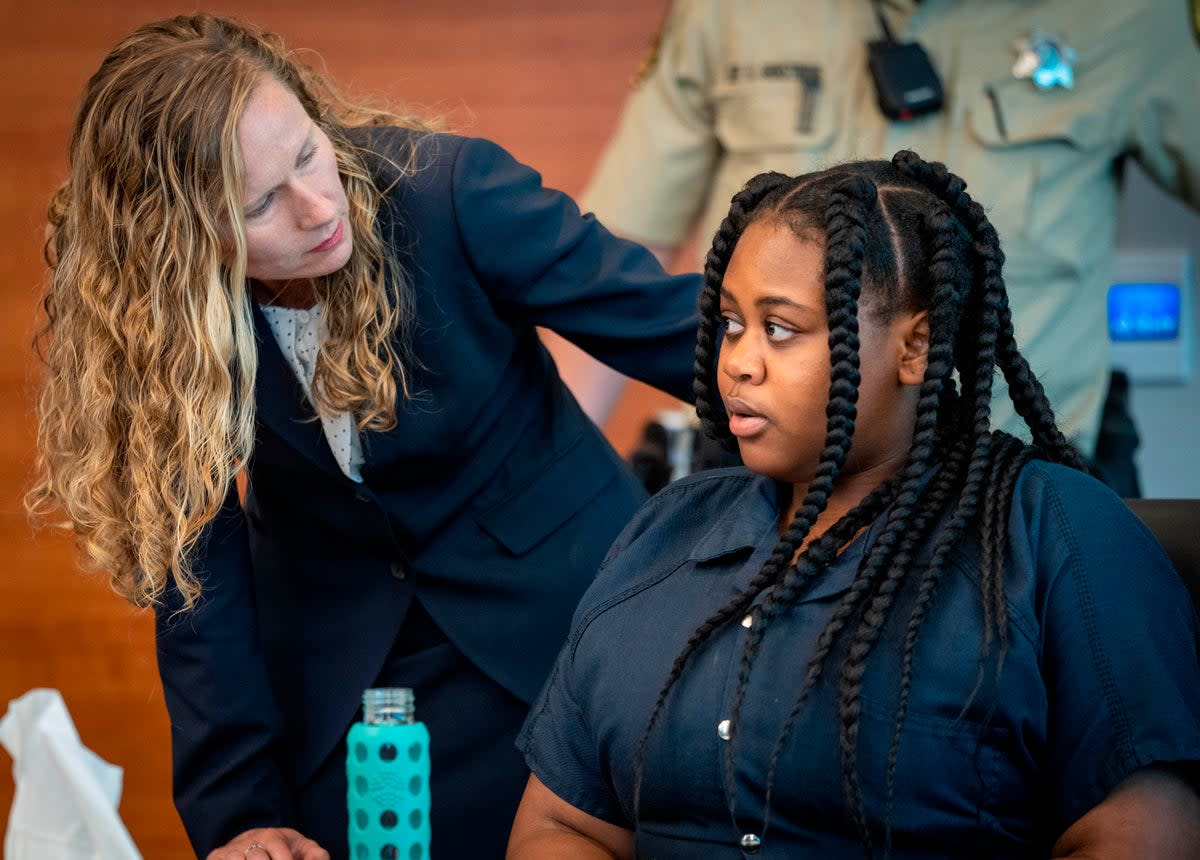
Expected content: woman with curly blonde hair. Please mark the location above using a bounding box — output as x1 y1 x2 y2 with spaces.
30 14 700 860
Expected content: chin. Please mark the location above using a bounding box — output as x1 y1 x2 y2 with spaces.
318 245 354 278
739 446 817 485
736 447 789 481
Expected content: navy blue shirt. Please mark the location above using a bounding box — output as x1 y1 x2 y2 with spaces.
519 462 1200 858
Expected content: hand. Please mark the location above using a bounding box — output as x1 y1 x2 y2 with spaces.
206 827 330 860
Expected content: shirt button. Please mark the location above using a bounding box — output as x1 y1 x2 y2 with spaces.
741 614 754 628
740 833 762 853
390 561 407 580
296 310 310 324
717 719 732 741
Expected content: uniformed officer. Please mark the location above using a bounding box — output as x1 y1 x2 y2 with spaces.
582 0 1200 490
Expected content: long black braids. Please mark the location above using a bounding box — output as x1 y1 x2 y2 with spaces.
890 151 1086 471
634 152 1088 858
637 172 886 826
869 151 1084 857
731 179 966 851
718 174 888 833
727 180 976 852
693 172 793 450
861 152 1028 856
830 195 986 851
632 170 796 821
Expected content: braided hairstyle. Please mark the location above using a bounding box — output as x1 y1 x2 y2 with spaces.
633 152 1089 856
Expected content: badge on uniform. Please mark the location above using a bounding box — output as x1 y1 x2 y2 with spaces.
1012 30 1077 90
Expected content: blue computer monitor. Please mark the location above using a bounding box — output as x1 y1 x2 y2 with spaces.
1108 282 1182 342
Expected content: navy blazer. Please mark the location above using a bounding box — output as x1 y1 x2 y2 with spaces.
154 130 701 852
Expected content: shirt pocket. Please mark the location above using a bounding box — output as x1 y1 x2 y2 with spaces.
712 76 839 167
962 41 1114 262
969 78 1108 152
856 695 1033 849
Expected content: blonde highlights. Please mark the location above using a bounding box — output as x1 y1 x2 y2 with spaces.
29 15 430 610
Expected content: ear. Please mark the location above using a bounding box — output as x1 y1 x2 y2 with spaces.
896 310 929 385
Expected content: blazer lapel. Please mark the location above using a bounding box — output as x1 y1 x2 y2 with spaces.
251 301 345 479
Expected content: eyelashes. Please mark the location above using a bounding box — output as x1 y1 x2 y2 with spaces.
719 315 801 343
244 143 319 219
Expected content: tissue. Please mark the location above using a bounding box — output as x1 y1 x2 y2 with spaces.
0 688 142 860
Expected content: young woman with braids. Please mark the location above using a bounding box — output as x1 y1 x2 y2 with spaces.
29 14 702 860
510 153 1200 859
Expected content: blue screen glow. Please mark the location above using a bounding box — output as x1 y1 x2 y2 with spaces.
1107 283 1181 342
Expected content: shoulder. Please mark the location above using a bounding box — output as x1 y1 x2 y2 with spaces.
346 126 528 184
1148 0 1200 46
344 127 478 188
1010 460 1146 539
362 131 547 213
347 130 531 239
658 0 734 40
1009 459 1156 553
1115 0 1200 81
1008 459 1185 607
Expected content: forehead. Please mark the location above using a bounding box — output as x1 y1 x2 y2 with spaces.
723 220 825 304
237 75 312 194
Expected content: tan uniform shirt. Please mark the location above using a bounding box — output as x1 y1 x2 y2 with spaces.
582 0 1200 456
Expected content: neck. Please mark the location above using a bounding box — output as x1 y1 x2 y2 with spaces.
253 278 317 308
782 451 909 547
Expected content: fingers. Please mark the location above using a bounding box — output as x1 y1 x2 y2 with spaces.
205 827 329 860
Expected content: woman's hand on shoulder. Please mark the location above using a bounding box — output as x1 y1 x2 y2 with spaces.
507 774 634 859
1053 765 1200 859
206 827 329 860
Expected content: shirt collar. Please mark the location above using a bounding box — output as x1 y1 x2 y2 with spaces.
686 472 783 564
685 473 885 563
684 470 905 604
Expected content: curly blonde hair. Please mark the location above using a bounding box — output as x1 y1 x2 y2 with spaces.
28 14 432 610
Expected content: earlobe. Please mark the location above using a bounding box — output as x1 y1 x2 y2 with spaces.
898 311 930 385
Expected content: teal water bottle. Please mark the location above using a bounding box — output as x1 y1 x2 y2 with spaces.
346 687 431 859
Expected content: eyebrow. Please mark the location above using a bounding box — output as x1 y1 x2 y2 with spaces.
245 127 318 209
720 286 820 316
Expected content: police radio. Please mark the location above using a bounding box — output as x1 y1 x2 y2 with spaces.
867 1 944 120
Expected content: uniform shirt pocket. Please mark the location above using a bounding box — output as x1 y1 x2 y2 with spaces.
713 75 839 157
959 18 1118 258
960 75 1112 265
969 76 1108 152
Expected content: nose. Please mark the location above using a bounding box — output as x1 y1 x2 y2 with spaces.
293 180 337 230
720 334 764 385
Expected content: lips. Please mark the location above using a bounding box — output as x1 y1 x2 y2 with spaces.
725 395 769 438
310 220 344 253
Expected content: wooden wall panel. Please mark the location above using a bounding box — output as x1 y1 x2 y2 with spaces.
0 2 673 855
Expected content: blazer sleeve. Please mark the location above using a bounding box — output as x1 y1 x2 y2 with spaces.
154 482 297 854
447 135 702 402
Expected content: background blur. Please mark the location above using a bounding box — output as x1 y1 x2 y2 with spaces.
0 2 1196 856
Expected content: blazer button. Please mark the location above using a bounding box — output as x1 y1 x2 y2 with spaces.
390 561 407 581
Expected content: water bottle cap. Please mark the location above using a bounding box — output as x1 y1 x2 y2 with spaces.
362 687 415 724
